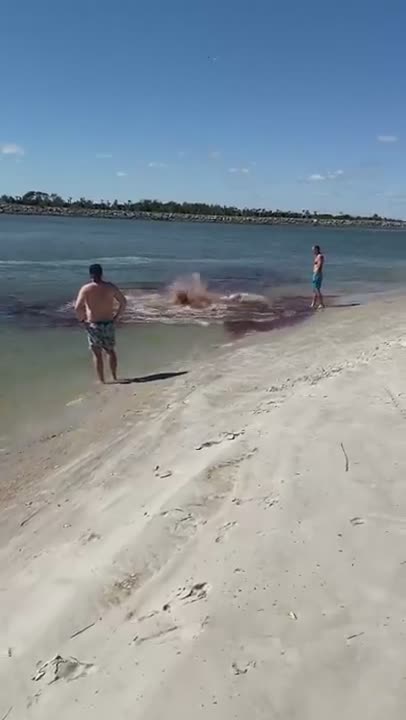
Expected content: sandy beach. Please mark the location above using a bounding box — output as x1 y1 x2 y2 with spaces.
1 296 406 719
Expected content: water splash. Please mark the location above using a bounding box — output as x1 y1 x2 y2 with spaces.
170 273 213 308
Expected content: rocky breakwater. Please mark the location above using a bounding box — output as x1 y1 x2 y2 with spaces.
1 203 405 228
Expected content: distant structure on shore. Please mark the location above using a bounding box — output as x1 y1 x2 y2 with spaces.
1 191 404 228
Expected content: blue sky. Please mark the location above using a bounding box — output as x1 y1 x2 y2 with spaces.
1 0 405 216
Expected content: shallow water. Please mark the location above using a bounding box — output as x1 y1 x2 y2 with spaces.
0 322 225 446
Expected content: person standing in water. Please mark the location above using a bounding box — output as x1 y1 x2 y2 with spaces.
311 244 325 309
75 264 127 383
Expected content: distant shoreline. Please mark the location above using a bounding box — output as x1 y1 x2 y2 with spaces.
1 203 406 229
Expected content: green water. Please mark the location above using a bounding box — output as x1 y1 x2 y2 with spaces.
0 322 224 446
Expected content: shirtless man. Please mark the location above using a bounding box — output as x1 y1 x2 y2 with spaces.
311 244 325 309
74 264 127 383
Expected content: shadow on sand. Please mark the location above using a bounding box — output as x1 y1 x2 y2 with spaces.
114 370 188 385
330 302 361 308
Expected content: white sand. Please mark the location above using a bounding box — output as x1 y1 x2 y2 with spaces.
1 296 406 719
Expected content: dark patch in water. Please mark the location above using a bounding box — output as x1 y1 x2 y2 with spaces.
0 277 314 339
224 296 312 338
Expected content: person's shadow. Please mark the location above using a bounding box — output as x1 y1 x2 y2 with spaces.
114 370 188 385
330 302 361 308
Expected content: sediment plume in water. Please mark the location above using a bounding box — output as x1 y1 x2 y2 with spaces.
1 272 313 336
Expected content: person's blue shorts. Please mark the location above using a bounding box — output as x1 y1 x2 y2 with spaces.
86 321 115 351
312 273 323 291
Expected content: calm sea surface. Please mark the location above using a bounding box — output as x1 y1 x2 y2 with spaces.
1 215 405 444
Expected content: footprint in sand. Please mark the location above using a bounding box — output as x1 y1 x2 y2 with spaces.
138 581 210 630
350 517 365 526
105 572 140 605
231 660 256 676
176 581 210 604
253 399 283 415
154 465 173 479
80 530 101 544
160 508 194 525
215 521 238 543
32 655 96 685
166 581 212 611
232 495 278 509
131 611 210 647
195 430 244 451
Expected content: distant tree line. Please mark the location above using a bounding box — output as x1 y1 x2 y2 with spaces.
0 190 394 222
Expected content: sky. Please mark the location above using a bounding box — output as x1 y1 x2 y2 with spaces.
1 0 405 217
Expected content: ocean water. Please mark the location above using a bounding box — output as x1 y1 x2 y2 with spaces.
1 215 406 444
2 215 406 306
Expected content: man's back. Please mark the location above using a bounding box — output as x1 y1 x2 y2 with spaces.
74 264 127 383
77 281 117 322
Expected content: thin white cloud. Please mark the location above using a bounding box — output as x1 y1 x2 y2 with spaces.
308 170 344 182
209 150 221 160
96 152 113 159
326 169 344 179
228 167 250 174
116 171 127 177
377 135 398 143
148 161 167 168
1 143 24 157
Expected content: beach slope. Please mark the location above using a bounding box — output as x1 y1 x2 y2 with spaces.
1 297 406 719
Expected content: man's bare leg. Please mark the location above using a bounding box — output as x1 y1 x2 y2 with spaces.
91 347 105 383
107 349 118 382
310 291 317 309
317 291 325 309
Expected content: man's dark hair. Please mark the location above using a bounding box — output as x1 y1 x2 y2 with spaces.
314 245 321 254
89 263 103 282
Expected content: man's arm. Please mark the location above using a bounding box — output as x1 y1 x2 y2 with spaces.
112 285 127 321
315 255 323 273
74 286 87 322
